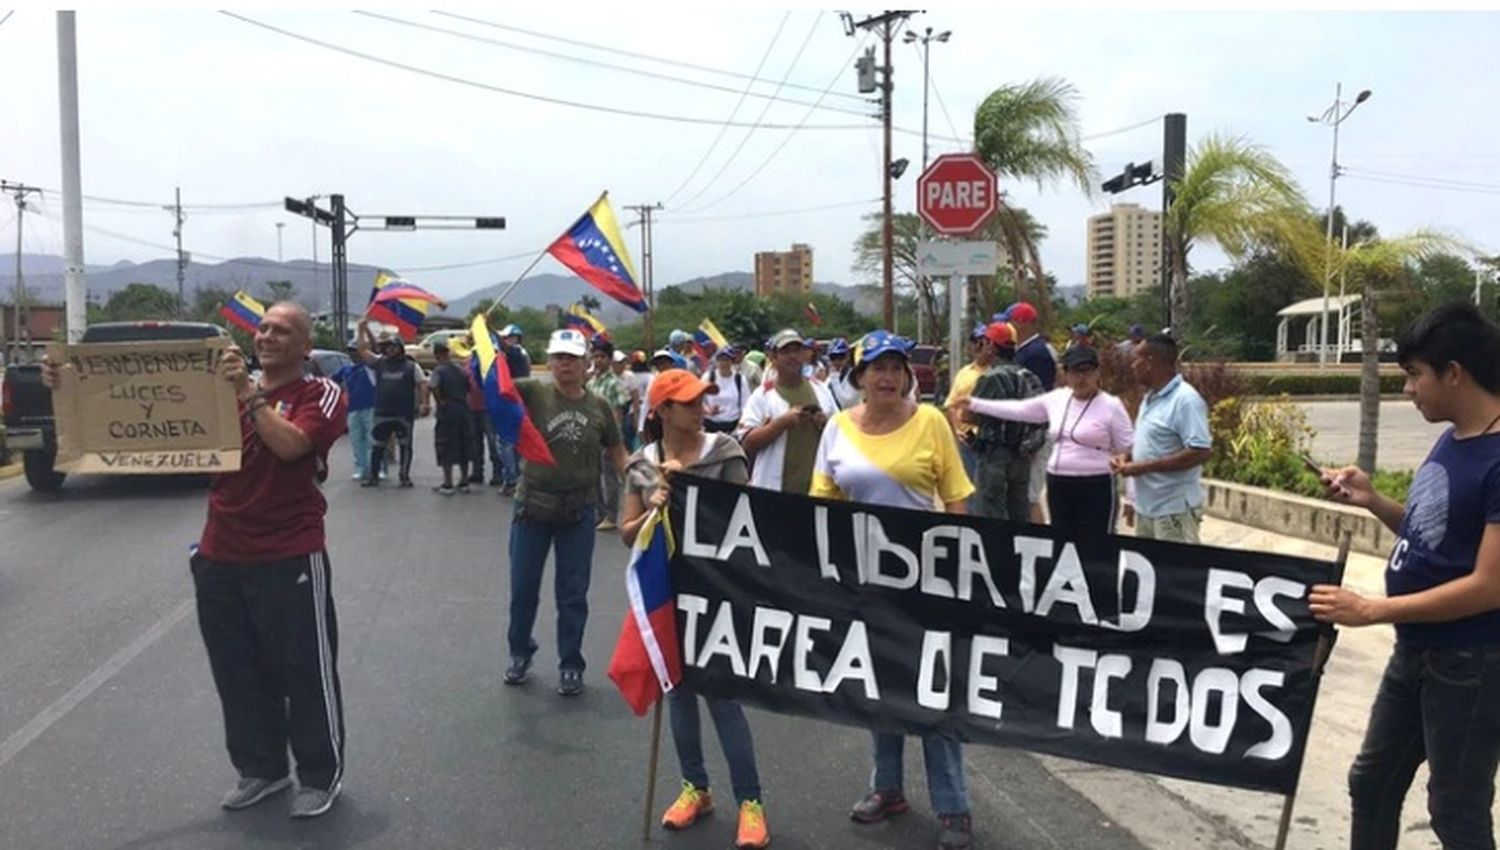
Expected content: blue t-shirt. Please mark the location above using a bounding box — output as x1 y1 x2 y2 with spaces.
333 363 376 412
1015 336 1057 391
1387 428 1500 647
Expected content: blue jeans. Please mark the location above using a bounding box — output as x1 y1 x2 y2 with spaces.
507 504 597 671
496 438 520 487
957 439 979 510
347 407 373 478
669 687 762 804
1348 644 1500 849
871 730 968 814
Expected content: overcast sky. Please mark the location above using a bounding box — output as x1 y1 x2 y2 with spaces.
3 6 1498 303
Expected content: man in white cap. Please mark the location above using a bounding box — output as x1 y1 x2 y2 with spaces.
504 329 627 696
738 328 837 493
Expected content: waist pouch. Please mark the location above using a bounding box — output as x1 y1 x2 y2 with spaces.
520 487 594 524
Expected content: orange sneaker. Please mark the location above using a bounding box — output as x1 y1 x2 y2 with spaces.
735 799 770 849
661 781 713 830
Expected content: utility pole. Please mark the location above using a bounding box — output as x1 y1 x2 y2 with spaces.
285 195 505 343
275 222 284 263
2 181 43 362
905 25 949 344
846 10 914 331
625 203 663 349
168 186 186 316
1161 113 1186 333
57 11 87 343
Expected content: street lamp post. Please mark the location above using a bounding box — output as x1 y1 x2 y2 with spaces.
275 222 284 263
1308 84 1371 366
904 26 950 345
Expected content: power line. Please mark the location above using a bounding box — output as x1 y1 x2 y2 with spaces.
25 185 282 212
676 35 872 215
0 11 14 29
674 12 833 211
1081 115 1162 142
354 11 871 120
1342 167 1500 192
431 10 869 104
659 197 881 223
661 12 791 207
1341 172 1500 196
221 11 875 132
398 251 539 272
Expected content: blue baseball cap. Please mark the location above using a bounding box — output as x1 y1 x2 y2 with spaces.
1071 323 1090 334
853 330 915 371
970 323 988 340
827 337 851 357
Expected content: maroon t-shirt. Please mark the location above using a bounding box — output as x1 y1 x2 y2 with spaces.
199 376 348 563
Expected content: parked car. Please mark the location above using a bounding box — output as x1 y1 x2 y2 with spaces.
306 348 353 379
404 329 470 369
909 344 943 401
1 321 229 492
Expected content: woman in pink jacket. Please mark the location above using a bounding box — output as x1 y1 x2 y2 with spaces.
965 346 1134 536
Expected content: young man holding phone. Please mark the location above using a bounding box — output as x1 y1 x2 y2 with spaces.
1310 302 1500 849
737 328 838 494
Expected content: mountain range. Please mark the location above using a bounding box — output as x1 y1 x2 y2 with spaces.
0 254 886 319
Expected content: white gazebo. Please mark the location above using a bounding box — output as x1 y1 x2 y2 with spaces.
1275 295 1361 362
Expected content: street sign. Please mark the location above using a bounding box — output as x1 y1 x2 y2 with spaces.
917 240 997 276
917 153 998 235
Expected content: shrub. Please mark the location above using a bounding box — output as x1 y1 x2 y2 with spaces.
1242 373 1406 396
1206 396 1324 498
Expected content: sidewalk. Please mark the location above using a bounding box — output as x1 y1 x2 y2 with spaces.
1038 516 1490 849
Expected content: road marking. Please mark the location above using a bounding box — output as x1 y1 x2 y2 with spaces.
0 598 194 771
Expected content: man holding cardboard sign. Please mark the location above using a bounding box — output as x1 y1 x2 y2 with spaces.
48 302 350 818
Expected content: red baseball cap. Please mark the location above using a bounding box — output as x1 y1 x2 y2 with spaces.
649 369 717 408
984 322 1017 347
1004 302 1038 324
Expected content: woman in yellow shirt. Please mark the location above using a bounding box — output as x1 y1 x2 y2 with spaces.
810 330 976 850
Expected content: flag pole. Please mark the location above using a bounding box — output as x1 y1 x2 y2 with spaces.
641 696 665 843
488 192 610 318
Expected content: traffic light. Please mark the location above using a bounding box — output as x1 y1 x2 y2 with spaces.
1102 173 1128 193
1100 161 1161 194
383 216 416 230
475 217 506 230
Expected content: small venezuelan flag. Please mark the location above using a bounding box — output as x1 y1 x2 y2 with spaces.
564 303 609 340
219 290 266 334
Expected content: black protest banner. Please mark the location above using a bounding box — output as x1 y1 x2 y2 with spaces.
667 476 1340 795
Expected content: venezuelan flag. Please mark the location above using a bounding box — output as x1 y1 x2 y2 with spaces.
366 271 439 341
545 193 647 313
219 290 266 334
564 303 609 340
693 318 729 362
607 508 681 716
470 314 555 466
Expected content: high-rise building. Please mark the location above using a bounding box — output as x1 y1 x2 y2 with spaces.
1086 204 1163 300
754 243 814 297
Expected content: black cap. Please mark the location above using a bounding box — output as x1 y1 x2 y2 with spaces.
1061 346 1099 370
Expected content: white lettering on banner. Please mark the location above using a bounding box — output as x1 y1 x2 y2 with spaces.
1035 544 1099 625
1190 668 1241 755
1053 645 1098 730
1101 550 1156 632
1146 659 1191 745
683 486 770 566
865 515 920 590
748 607 795 682
815 506 840 581
1141 660 1293 758
920 526 959 599
968 635 1009 722
699 601 748 677
1014 535 1053 613
793 615 833 692
678 593 710 667
1091 654 1133 739
823 621 880 700
1205 569 1308 654
1240 670 1293 760
956 527 1005 608
917 631 952 711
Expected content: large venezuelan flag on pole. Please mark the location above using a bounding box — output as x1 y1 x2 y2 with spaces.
545 193 648 313
367 271 443 341
469 314 556 466
607 508 681 716
219 290 266 334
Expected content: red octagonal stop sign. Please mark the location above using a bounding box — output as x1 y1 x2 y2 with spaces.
917 153 999 236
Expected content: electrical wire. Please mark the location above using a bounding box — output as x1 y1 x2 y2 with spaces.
25 186 282 212
398 251 539 272
1340 172 1500 196
1341 167 1500 192
1081 115 1162 143
673 12 832 211
354 11 871 120
431 9 869 104
0 11 14 29
661 12 791 206
221 12 873 132
675 35 872 215
659 197 881 223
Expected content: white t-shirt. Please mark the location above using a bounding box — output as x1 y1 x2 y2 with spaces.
706 369 749 424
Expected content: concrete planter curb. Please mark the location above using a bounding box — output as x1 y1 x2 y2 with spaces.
1202 478 1394 559
0 462 21 482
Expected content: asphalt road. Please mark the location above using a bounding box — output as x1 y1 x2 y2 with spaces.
0 424 1144 850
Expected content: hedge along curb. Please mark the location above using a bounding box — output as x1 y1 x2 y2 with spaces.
1203 478 1395 559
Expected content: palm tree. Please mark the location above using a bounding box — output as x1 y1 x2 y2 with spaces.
1164 135 1306 336
1275 213 1457 472
973 76 1094 321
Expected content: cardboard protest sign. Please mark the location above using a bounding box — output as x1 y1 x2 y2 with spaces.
668 476 1341 795
49 337 242 474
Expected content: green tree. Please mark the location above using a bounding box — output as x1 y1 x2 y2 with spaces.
972 76 1095 321
192 287 235 323
1165 135 1306 334
263 280 297 304
577 294 602 312
103 283 180 321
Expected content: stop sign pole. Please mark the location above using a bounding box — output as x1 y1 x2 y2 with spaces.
916 154 998 375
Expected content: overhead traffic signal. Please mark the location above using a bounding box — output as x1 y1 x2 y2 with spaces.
1100 161 1160 195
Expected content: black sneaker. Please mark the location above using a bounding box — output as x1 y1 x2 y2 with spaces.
503 656 531 685
359 477 379 488
850 790 909 824
558 669 584 696
489 476 504 487
433 484 456 496
398 477 414 489
936 812 973 849
469 474 485 485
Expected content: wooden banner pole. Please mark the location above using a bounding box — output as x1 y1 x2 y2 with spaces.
641 696 665 844
1274 531 1352 850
